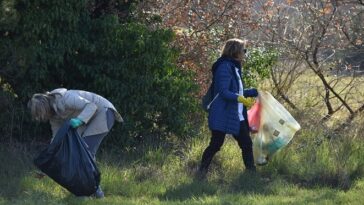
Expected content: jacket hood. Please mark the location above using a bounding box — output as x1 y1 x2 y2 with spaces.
212 56 241 74
49 88 68 96
49 88 68 114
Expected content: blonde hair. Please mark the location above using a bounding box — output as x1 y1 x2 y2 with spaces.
221 38 246 59
28 93 55 122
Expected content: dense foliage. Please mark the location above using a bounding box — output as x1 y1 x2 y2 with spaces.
0 0 199 145
243 48 279 88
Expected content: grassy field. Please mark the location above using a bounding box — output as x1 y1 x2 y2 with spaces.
1 72 364 204
1 123 364 205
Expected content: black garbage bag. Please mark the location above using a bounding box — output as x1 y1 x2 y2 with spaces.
34 121 100 196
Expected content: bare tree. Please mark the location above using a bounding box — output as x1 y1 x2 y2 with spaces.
136 0 256 95
137 0 364 129
258 0 364 128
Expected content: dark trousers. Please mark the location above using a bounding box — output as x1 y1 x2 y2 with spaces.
83 109 115 160
200 121 255 172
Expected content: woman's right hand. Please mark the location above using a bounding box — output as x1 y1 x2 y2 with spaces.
70 118 84 128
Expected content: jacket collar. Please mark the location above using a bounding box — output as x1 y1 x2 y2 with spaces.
49 88 68 114
212 56 241 73
50 88 67 96
222 56 242 69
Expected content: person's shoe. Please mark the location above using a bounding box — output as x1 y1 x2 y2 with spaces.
256 156 268 166
95 186 104 199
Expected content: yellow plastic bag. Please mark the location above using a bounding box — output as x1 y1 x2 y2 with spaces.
251 91 301 165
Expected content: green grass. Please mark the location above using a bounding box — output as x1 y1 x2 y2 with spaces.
2 71 364 204
1 126 364 205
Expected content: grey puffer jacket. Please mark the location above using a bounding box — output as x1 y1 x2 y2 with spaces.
49 88 123 138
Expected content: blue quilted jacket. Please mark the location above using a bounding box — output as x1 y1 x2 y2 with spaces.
208 57 258 136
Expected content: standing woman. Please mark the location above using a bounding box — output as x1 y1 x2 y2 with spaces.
197 38 258 179
28 88 123 198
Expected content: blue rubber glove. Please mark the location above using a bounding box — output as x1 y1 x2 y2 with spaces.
70 118 83 128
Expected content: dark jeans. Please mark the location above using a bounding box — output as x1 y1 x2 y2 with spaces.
83 109 115 160
199 121 255 172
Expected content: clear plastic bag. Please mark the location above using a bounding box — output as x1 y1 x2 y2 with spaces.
250 91 301 165
247 99 262 133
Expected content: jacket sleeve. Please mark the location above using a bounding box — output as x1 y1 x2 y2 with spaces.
243 88 258 97
215 62 239 102
63 92 98 124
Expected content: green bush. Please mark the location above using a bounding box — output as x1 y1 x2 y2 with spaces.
0 0 200 146
243 48 279 87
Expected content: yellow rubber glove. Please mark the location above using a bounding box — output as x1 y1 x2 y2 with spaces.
237 96 255 108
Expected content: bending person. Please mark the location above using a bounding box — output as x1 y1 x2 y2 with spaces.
28 88 123 198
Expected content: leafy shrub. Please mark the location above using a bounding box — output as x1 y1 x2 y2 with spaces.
0 0 200 146
243 48 279 87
